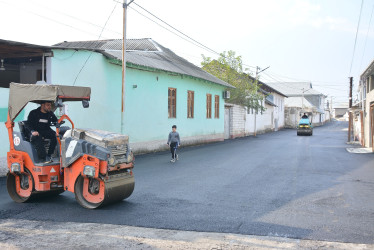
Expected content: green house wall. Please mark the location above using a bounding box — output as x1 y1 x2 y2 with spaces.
0 49 226 157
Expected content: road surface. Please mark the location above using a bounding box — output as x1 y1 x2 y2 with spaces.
0 120 373 246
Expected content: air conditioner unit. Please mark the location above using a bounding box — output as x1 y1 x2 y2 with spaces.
223 90 230 99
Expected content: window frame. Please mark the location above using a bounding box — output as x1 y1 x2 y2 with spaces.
187 90 194 118
168 88 177 118
214 95 219 118
206 93 212 119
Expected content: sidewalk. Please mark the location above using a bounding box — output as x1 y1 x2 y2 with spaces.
0 219 372 249
346 141 373 154
0 157 6 177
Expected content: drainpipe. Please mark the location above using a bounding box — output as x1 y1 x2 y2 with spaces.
42 54 45 82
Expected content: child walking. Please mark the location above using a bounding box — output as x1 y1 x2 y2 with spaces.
167 125 180 163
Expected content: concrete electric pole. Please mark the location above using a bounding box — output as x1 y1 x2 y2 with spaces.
121 0 135 134
254 66 269 136
348 77 353 142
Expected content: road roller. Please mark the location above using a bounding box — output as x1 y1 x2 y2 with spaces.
5 83 135 209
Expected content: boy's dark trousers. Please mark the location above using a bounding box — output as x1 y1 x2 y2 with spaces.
31 129 57 160
170 142 177 159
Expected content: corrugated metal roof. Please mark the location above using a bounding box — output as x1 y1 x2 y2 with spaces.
265 82 323 96
54 39 159 51
54 38 233 88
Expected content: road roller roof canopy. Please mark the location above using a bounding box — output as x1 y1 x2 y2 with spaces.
8 82 91 122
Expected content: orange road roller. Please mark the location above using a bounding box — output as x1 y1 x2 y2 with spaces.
5 83 135 209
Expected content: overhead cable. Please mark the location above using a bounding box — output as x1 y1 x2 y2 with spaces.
359 1 374 71
73 3 118 85
349 0 364 76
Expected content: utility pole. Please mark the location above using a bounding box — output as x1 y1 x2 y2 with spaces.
348 77 353 142
254 66 269 136
121 0 134 134
254 67 259 137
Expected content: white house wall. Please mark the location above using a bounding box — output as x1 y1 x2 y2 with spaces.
364 84 374 147
227 102 277 138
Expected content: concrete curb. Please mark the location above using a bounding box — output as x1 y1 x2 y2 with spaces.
0 219 372 249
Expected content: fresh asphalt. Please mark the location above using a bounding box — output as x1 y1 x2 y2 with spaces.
0 120 373 244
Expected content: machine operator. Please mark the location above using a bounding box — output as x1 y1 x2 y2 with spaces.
27 101 58 163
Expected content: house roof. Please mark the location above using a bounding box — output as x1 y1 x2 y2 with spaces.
265 82 324 97
252 78 287 97
0 39 51 60
54 38 234 88
360 58 374 80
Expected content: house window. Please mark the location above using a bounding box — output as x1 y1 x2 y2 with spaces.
214 95 219 118
168 88 176 118
187 91 194 118
206 94 212 118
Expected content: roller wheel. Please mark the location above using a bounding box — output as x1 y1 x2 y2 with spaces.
7 168 34 203
74 176 105 209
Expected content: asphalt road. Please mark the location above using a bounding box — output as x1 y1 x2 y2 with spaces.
0 120 373 244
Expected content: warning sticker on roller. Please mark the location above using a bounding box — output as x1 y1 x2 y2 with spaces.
14 136 20 146
66 140 78 158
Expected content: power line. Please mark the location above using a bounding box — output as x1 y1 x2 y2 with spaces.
132 2 220 56
349 0 364 76
115 0 257 69
128 5 211 53
73 3 118 85
28 0 122 37
0 0 106 39
359 1 374 71
267 70 347 85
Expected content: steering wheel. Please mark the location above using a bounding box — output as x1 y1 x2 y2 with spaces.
51 120 65 128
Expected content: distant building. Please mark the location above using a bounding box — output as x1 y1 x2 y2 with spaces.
334 107 349 118
224 81 287 138
266 82 329 128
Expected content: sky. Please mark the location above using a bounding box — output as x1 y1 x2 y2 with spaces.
1 0 374 108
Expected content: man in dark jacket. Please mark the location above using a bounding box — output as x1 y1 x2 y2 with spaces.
27 101 58 163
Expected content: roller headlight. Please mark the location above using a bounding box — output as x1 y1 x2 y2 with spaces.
108 156 116 165
83 165 96 177
11 163 21 173
127 153 133 163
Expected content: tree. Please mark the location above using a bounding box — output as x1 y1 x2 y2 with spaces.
201 51 265 113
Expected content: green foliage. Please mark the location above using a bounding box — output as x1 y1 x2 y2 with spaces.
201 51 265 112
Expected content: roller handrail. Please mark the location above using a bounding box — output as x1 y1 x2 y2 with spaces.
56 114 75 155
